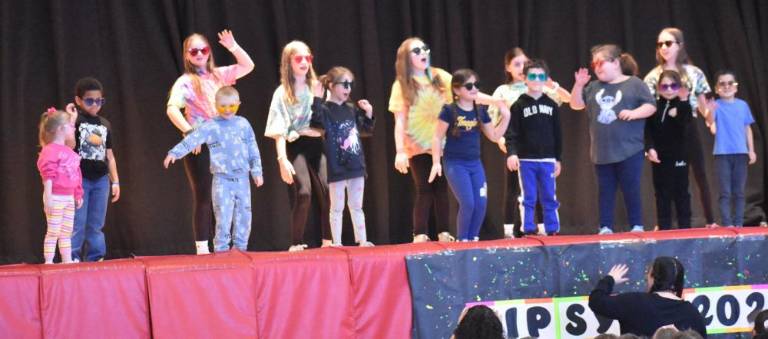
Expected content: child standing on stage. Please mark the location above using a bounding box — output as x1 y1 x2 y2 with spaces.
505 60 562 236
429 69 510 241
704 71 757 227
312 67 375 247
646 70 692 230
265 40 331 251
37 108 82 263
68 77 120 262
164 86 263 252
570 44 656 234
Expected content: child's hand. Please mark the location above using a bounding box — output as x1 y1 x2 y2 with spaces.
357 99 373 115
646 149 661 163
618 109 635 121
279 158 296 184
43 194 52 215
497 136 507 154
574 68 591 87
298 128 322 137
554 161 562 177
428 163 442 183
163 155 177 168
749 151 757 165
75 198 83 209
705 100 718 115
667 107 678 118
65 103 78 118
394 152 409 174
111 184 121 203
253 176 264 187
217 29 237 50
506 155 520 172
678 86 690 101
607 264 629 284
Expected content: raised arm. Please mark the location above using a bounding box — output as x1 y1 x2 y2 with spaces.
569 68 591 110
217 30 254 79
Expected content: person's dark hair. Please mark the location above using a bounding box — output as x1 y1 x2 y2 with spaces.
449 69 480 137
593 334 619 339
755 309 768 335
617 334 642 339
672 329 703 339
453 305 504 339
75 77 104 98
648 256 685 297
503 47 527 82
657 70 683 88
713 69 738 85
590 44 638 77
523 59 550 78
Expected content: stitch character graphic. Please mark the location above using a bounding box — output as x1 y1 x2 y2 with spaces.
595 89 622 125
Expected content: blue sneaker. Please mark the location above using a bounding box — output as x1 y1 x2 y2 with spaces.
630 225 645 232
598 227 613 235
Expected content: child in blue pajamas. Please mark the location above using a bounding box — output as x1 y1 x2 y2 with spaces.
164 86 263 252
429 69 510 241
505 60 562 235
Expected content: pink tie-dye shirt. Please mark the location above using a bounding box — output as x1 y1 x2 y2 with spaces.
167 65 239 127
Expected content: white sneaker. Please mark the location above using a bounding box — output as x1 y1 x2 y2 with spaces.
358 241 375 247
437 232 455 242
413 234 430 243
195 241 210 255
598 227 614 235
630 225 645 233
288 244 308 252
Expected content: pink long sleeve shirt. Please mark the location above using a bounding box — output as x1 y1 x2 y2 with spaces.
37 143 83 200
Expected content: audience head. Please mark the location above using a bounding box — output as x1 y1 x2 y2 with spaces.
647 256 685 297
453 305 504 339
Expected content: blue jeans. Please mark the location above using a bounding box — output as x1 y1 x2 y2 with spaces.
212 175 252 252
715 154 748 226
519 161 560 233
72 175 109 261
595 151 644 230
444 159 487 241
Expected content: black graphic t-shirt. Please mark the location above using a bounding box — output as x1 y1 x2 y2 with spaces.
75 109 113 179
311 98 374 183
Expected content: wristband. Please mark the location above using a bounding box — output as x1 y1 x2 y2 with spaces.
111 182 120 186
228 44 241 53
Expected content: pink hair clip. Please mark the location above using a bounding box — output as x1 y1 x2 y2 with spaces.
46 107 57 117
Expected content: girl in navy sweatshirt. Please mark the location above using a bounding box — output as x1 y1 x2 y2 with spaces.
311 67 375 246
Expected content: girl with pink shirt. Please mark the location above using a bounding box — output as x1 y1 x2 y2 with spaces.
166 30 254 254
37 108 83 264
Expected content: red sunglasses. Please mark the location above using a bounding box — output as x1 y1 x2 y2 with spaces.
293 55 313 64
590 58 614 70
187 47 210 57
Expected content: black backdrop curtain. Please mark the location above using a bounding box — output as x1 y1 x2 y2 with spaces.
1 0 766 264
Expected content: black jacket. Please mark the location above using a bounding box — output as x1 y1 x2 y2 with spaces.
505 93 562 161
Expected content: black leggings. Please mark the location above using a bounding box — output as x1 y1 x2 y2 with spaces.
687 125 715 224
409 154 450 236
286 137 330 245
182 145 214 242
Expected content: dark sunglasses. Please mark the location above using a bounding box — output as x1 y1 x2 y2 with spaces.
187 47 210 57
590 58 614 70
659 83 680 91
334 80 354 89
462 82 480 90
82 98 106 107
293 55 313 64
526 73 548 81
656 40 677 49
410 45 430 56
717 80 738 88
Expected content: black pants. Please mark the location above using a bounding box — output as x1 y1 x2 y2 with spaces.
286 137 330 245
503 168 544 237
409 154 450 236
652 160 692 229
182 145 214 242
687 125 715 224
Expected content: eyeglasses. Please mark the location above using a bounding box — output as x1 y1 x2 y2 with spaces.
717 81 738 88
334 80 354 89
656 40 677 49
216 104 240 113
462 82 479 90
526 73 548 81
410 45 430 56
659 83 681 91
590 58 614 70
83 98 106 107
293 55 313 64
187 47 210 57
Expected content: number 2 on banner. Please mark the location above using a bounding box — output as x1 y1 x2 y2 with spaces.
688 288 767 334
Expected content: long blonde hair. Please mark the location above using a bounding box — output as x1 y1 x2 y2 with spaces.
394 37 445 106
38 109 70 147
182 33 220 98
280 40 318 105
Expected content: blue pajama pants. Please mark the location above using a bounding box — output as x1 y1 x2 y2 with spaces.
212 175 252 252
519 160 560 233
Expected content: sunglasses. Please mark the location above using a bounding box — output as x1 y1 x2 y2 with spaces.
717 81 738 88
216 104 240 113
293 55 313 64
334 80 354 89
590 58 614 70
659 83 681 91
462 82 480 90
187 47 210 57
82 98 106 107
410 45 430 56
526 73 548 81
656 40 677 49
